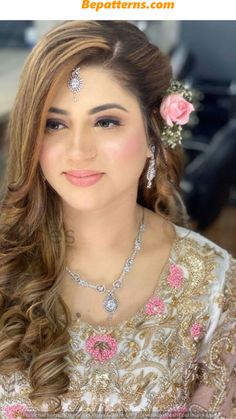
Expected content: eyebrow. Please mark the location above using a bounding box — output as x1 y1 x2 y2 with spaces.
48 103 128 116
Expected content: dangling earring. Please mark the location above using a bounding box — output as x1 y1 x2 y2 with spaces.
146 144 156 189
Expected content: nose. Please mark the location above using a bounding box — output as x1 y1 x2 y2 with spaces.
67 128 97 160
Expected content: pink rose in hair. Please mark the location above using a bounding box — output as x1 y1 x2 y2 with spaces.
160 93 194 127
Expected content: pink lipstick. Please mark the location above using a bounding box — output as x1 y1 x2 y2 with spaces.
64 170 104 187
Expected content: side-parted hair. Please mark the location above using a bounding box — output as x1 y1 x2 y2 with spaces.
0 20 189 410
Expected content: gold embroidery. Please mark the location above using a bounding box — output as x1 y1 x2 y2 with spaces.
188 257 236 416
0 233 235 418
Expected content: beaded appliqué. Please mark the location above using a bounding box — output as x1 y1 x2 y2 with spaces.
1 233 235 418
85 334 118 363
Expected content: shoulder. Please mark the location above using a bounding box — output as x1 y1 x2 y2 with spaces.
172 224 236 355
175 229 236 417
173 223 234 276
174 222 229 254
173 223 236 304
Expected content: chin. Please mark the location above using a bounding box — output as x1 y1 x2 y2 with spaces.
61 194 111 213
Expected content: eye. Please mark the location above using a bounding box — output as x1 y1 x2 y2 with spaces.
95 118 121 129
45 119 66 132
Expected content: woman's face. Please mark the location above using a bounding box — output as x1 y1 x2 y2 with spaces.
39 65 152 212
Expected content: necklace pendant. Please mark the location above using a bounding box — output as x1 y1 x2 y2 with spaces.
103 292 118 313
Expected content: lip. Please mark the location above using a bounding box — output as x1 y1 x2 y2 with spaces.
64 172 104 187
64 170 103 178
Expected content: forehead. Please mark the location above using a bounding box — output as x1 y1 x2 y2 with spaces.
48 65 140 112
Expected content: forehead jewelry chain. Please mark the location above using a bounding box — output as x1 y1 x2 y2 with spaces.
68 65 83 102
65 207 146 321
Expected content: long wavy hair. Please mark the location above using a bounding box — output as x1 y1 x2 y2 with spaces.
0 20 190 411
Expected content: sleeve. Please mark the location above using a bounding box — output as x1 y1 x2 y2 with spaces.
187 255 236 419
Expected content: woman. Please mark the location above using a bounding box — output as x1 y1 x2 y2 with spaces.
0 20 235 418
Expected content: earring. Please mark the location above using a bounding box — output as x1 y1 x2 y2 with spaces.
146 144 156 189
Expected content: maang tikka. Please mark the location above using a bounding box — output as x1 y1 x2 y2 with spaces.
146 144 156 189
68 65 83 101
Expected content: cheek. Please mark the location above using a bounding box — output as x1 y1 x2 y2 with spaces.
38 143 61 170
105 133 146 163
38 145 50 171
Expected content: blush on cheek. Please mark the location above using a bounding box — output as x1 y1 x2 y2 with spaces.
38 146 50 172
39 143 62 172
106 134 145 161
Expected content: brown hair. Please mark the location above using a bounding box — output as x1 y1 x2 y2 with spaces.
0 20 189 411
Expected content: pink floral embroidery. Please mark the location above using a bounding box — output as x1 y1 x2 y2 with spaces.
145 296 165 316
3 403 35 419
190 322 203 338
85 334 118 363
162 404 188 418
167 263 184 288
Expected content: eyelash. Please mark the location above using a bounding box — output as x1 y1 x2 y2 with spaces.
45 118 121 132
95 118 121 129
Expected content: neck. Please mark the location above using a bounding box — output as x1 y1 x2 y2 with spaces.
63 200 144 257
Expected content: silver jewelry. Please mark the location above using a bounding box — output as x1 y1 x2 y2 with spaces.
146 144 156 189
65 207 145 320
68 66 83 101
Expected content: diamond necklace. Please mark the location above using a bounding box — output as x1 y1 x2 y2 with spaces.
65 207 146 320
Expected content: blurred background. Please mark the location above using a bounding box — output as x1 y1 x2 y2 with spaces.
0 21 235 257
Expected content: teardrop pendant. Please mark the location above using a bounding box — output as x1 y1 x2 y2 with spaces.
103 292 118 313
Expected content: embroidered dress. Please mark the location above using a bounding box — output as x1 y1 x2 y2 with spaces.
0 225 235 418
